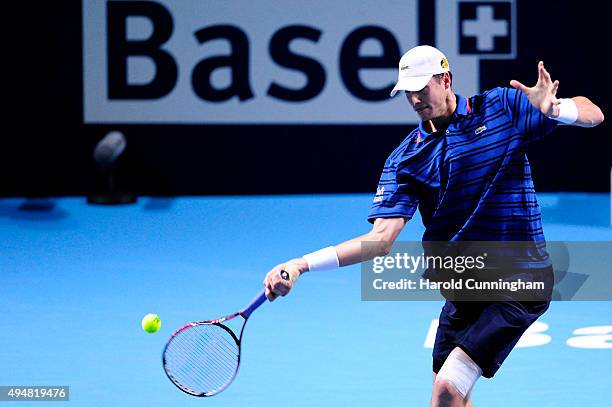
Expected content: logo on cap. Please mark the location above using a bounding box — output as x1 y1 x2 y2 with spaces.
441 57 449 69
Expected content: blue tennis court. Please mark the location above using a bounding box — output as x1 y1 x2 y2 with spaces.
0 193 610 406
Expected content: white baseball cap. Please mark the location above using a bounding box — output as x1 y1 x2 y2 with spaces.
390 45 450 96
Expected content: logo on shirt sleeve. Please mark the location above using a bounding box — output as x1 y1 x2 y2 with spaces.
373 186 385 203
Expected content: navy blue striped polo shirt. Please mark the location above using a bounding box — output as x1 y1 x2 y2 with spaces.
369 87 558 267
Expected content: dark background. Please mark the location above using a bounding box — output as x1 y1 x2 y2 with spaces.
4 0 610 197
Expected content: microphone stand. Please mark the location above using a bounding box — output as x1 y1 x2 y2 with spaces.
87 160 137 205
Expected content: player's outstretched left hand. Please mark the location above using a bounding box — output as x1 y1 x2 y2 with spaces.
510 61 561 118
263 258 308 301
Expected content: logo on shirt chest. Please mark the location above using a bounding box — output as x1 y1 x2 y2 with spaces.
475 125 487 135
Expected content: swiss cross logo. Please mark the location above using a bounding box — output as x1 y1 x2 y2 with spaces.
458 1 515 57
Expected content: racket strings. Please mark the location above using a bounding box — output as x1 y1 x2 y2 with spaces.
168 327 238 392
164 323 240 395
173 331 237 387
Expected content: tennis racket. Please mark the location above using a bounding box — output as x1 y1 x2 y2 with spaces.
162 270 290 396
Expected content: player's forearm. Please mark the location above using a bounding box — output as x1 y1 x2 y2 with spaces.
287 232 395 277
264 229 395 299
335 218 406 267
571 96 604 127
285 218 405 276
335 233 391 267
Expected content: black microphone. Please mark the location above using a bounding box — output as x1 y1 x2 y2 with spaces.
93 131 126 167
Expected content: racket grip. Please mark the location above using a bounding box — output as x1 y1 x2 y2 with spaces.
242 289 268 318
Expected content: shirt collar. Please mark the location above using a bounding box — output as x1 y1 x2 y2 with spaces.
417 94 469 140
453 94 470 117
418 120 432 139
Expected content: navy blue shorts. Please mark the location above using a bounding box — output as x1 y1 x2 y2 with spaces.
432 267 553 378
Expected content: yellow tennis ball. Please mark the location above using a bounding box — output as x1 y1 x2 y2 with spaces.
141 313 161 333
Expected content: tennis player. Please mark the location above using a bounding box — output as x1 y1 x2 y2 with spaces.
264 45 604 406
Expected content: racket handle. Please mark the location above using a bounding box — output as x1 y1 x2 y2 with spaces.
242 289 268 318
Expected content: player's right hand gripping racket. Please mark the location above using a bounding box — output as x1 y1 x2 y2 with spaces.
162 270 290 397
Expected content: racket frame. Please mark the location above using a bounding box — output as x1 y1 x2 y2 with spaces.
162 290 267 397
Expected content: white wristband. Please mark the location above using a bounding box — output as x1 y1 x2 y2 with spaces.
303 246 339 272
552 98 578 124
